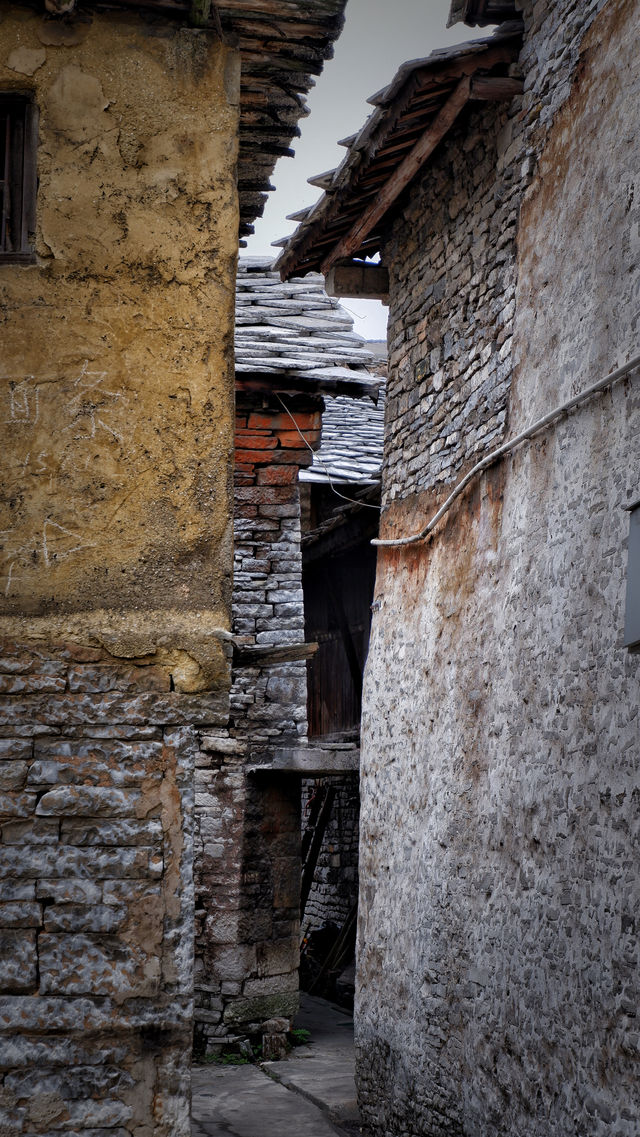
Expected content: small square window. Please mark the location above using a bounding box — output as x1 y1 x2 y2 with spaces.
0 94 38 263
624 498 640 652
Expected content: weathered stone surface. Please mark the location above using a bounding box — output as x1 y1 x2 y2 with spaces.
43 904 127 934
1 819 60 846
39 933 160 997
60 818 163 847
0 739 31 760
0 654 199 1136
0 932 37 991
36 786 140 816
0 903 42 929
0 994 192 1032
261 1032 289 1060
251 746 359 775
29 739 164 786
0 791 37 817
3 845 157 879
0 761 28 790
223 992 299 1026
357 3 640 1136
0 882 35 902
35 880 103 905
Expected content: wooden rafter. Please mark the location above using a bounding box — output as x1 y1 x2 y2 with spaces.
320 75 471 274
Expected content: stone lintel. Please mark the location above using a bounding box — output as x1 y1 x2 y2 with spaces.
248 746 359 776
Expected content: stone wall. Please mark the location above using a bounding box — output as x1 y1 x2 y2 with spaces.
302 774 359 936
194 392 322 1048
0 11 238 1134
0 642 227 1135
357 1 640 1135
382 96 515 505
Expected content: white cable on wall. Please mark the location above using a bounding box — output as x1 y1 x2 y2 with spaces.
372 352 640 549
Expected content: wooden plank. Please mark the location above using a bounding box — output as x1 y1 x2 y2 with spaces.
325 262 389 302
300 785 336 916
233 640 318 666
320 76 471 274
470 75 523 100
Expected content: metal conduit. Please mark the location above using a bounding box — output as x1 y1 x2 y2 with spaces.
372 352 640 549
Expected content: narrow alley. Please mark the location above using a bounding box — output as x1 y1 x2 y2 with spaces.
191 996 366 1137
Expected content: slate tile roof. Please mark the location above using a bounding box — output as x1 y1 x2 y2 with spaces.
300 387 385 485
275 27 521 278
236 257 377 384
236 257 385 484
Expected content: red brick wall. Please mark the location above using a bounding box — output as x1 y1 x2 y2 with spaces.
193 391 323 1048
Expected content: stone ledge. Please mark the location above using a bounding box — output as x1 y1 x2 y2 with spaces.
247 746 359 776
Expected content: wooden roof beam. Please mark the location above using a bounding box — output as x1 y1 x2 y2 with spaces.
320 75 470 274
470 75 523 99
319 73 522 274
325 261 390 302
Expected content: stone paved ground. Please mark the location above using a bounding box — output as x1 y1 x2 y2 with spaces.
192 994 371 1137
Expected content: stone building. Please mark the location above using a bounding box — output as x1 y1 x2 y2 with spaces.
300 370 385 953
0 7 347 1135
279 1 640 1134
194 257 379 1049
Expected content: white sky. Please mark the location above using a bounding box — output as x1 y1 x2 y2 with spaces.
245 0 483 340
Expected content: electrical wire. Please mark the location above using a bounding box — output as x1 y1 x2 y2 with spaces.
275 392 382 511
373 351 640 548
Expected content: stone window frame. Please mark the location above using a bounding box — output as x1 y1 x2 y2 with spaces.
0 92 38 264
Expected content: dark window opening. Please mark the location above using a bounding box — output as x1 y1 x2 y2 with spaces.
0 94 38 263
302 482 379 741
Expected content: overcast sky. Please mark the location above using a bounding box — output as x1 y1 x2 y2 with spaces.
246 0 483 340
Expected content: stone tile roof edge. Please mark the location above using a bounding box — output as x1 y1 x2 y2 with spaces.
235 257 380 393
447 0 520 29
274 23 522 279
299 470 381 484
301 385 386 483
55 2 348 237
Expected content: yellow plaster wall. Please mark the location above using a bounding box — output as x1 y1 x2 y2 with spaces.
0 6 238 671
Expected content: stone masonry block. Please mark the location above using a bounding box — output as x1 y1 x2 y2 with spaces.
0 932 37 991
242 973 297 999
30 739 164 787
4 845 155 879
0 882 36 902
36 880 102 905
1 818 60 845
0 740 32 761
38 934 160 998
36 787 141 816
0 792 37 818
0 762 29 790
0 903 42 928
43 904 127 934
256 938 300 978
60 818 163 846
223 992 299 1027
